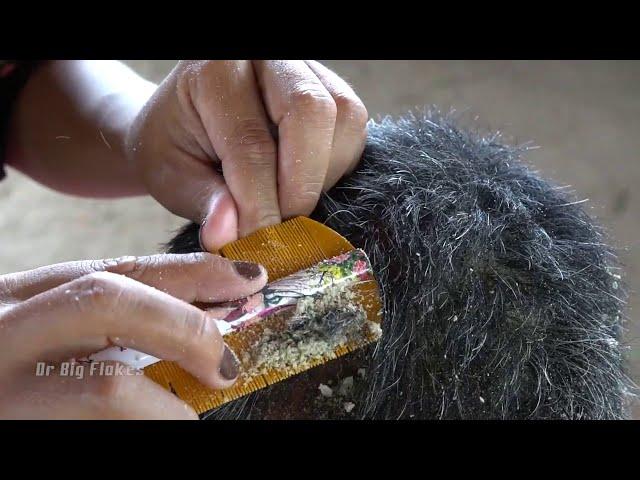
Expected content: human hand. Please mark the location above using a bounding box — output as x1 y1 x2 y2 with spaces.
127 60 368 251
0 253 267 419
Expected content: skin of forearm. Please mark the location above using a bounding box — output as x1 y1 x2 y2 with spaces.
5 60 157 198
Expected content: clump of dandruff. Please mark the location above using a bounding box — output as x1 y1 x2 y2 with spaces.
243 281 378 378
315 371 367 419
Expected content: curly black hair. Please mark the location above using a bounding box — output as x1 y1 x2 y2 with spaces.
167 109 634 419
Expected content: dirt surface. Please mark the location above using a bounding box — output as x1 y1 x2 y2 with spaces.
1 60 637 418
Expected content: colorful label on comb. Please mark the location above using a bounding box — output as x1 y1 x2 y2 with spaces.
209 249 373 335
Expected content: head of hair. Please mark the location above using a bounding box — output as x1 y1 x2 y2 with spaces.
167 109 633 419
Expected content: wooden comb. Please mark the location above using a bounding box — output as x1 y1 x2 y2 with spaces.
93 217 382 415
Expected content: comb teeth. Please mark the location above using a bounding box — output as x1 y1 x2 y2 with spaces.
221 328 382 407
143 217 383 415
221 218 326 279
144 328 381 414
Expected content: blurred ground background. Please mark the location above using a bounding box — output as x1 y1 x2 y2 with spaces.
1 60 638 417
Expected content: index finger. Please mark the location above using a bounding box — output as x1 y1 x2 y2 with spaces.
185 60 281 238
253 60 337 219
1 252 267 304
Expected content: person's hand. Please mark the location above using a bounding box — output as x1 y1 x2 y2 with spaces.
126 60 368 251
0 253 267 419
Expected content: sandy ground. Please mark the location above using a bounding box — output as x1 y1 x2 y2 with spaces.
1 60 638 418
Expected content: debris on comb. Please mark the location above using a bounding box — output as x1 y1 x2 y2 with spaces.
87 217 383 415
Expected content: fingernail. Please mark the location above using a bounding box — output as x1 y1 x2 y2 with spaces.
219 344 240 380
233 261 263 280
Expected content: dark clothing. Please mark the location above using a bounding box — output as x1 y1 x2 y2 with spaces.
0 60 42 179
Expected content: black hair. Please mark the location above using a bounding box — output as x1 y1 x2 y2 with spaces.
167 109 633 419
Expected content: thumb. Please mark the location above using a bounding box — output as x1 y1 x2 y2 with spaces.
199 188 239 252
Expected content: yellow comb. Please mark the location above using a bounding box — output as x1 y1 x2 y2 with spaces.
143 217 382 415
